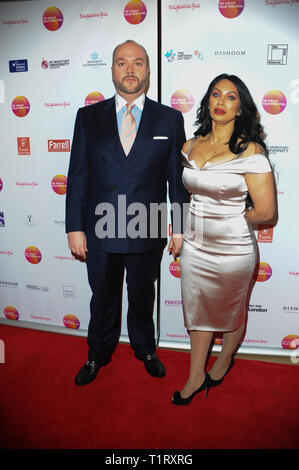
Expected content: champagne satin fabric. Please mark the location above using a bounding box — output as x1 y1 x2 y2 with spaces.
180 151 272 332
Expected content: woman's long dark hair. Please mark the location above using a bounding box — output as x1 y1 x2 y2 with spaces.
194 73 268 156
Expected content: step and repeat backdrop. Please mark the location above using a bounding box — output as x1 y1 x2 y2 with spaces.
0 0 298 356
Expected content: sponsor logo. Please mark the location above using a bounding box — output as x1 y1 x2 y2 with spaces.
281 334 299 349
51 175 67 195
44 101 70 109
41 58 70 69
9 59 28 73
25 284 49 292
4 306 19 320
16 181 38 188
248 304 268 313
171 89 195 113
164 299 182 307
2 18 28 26
168 2 201 11
48 139 70 152
165 49 204 62
82 52 107 68
257 226 274 243
80 11 108 20
289 271 299 277
84 92 105 106
262 90 287 114
30 314 51 322
25 246 42 264
63 286 76 298
265 0 299 7
54 254 76 261
0 178 3 191
0 212 5 227
53 219 65 227
0 280 18 288
218 0 244 18
24 214 37 227
0 250 13 256
215 50 246 57
268 145 289 155
123 0 147 24
63 314 80 329
282 305 299 313
267 44 288 65
17 137 31 155
11 96 30 117
255 262 272 282
42 7 63 31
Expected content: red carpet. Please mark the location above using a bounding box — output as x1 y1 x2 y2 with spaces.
0 324 298 450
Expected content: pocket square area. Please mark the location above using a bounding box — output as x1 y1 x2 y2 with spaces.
153 136 168 140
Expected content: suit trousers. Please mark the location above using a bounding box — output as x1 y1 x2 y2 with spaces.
85 246 164 363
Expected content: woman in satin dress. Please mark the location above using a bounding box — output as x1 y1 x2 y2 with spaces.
171 74 277 405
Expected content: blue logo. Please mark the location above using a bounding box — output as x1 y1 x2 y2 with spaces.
9 59 28 73
165 50 176 62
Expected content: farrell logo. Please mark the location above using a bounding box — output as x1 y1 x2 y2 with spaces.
48 139 70 152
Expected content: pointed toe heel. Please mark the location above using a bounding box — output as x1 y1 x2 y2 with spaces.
171 373 209 406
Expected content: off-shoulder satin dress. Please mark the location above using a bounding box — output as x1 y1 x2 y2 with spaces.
180 147 272 332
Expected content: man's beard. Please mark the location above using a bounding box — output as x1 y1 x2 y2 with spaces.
113 75 148 95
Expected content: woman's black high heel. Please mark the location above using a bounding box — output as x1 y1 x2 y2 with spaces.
171 373 210 406
207 356 235 388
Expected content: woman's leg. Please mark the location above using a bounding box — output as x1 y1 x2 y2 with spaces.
180 330 214 399
208 322 245 380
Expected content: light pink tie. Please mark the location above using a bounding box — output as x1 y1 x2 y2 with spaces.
120 103 137 156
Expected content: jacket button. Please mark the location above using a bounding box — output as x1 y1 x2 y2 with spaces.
112 185 117 190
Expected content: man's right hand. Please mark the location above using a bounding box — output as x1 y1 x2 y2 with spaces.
67 231 87 260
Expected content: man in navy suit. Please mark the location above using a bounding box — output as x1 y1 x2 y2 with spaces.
66 40 189 385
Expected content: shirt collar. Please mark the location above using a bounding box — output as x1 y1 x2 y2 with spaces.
115 92 145 113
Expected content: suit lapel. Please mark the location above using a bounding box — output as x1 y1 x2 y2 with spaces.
96 97 125 166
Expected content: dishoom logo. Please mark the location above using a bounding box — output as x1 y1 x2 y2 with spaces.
42 7 64 31
262 90 287 114
63 314 80 329
267 44 288 65
4 306 19 320
218 0 244 18
17 137 31 155
255 262 272 282
124 0 147 24
51 175 67 195
281 334 299 349
215 50 246 57
25 246 42 264
171 89 195 113
84 92 105 106
169 259 181 278
257 226 274 243
48 140 70 152
12 96 30 117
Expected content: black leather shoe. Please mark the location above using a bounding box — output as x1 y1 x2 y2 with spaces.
138 353 166 378
74 358 110 386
